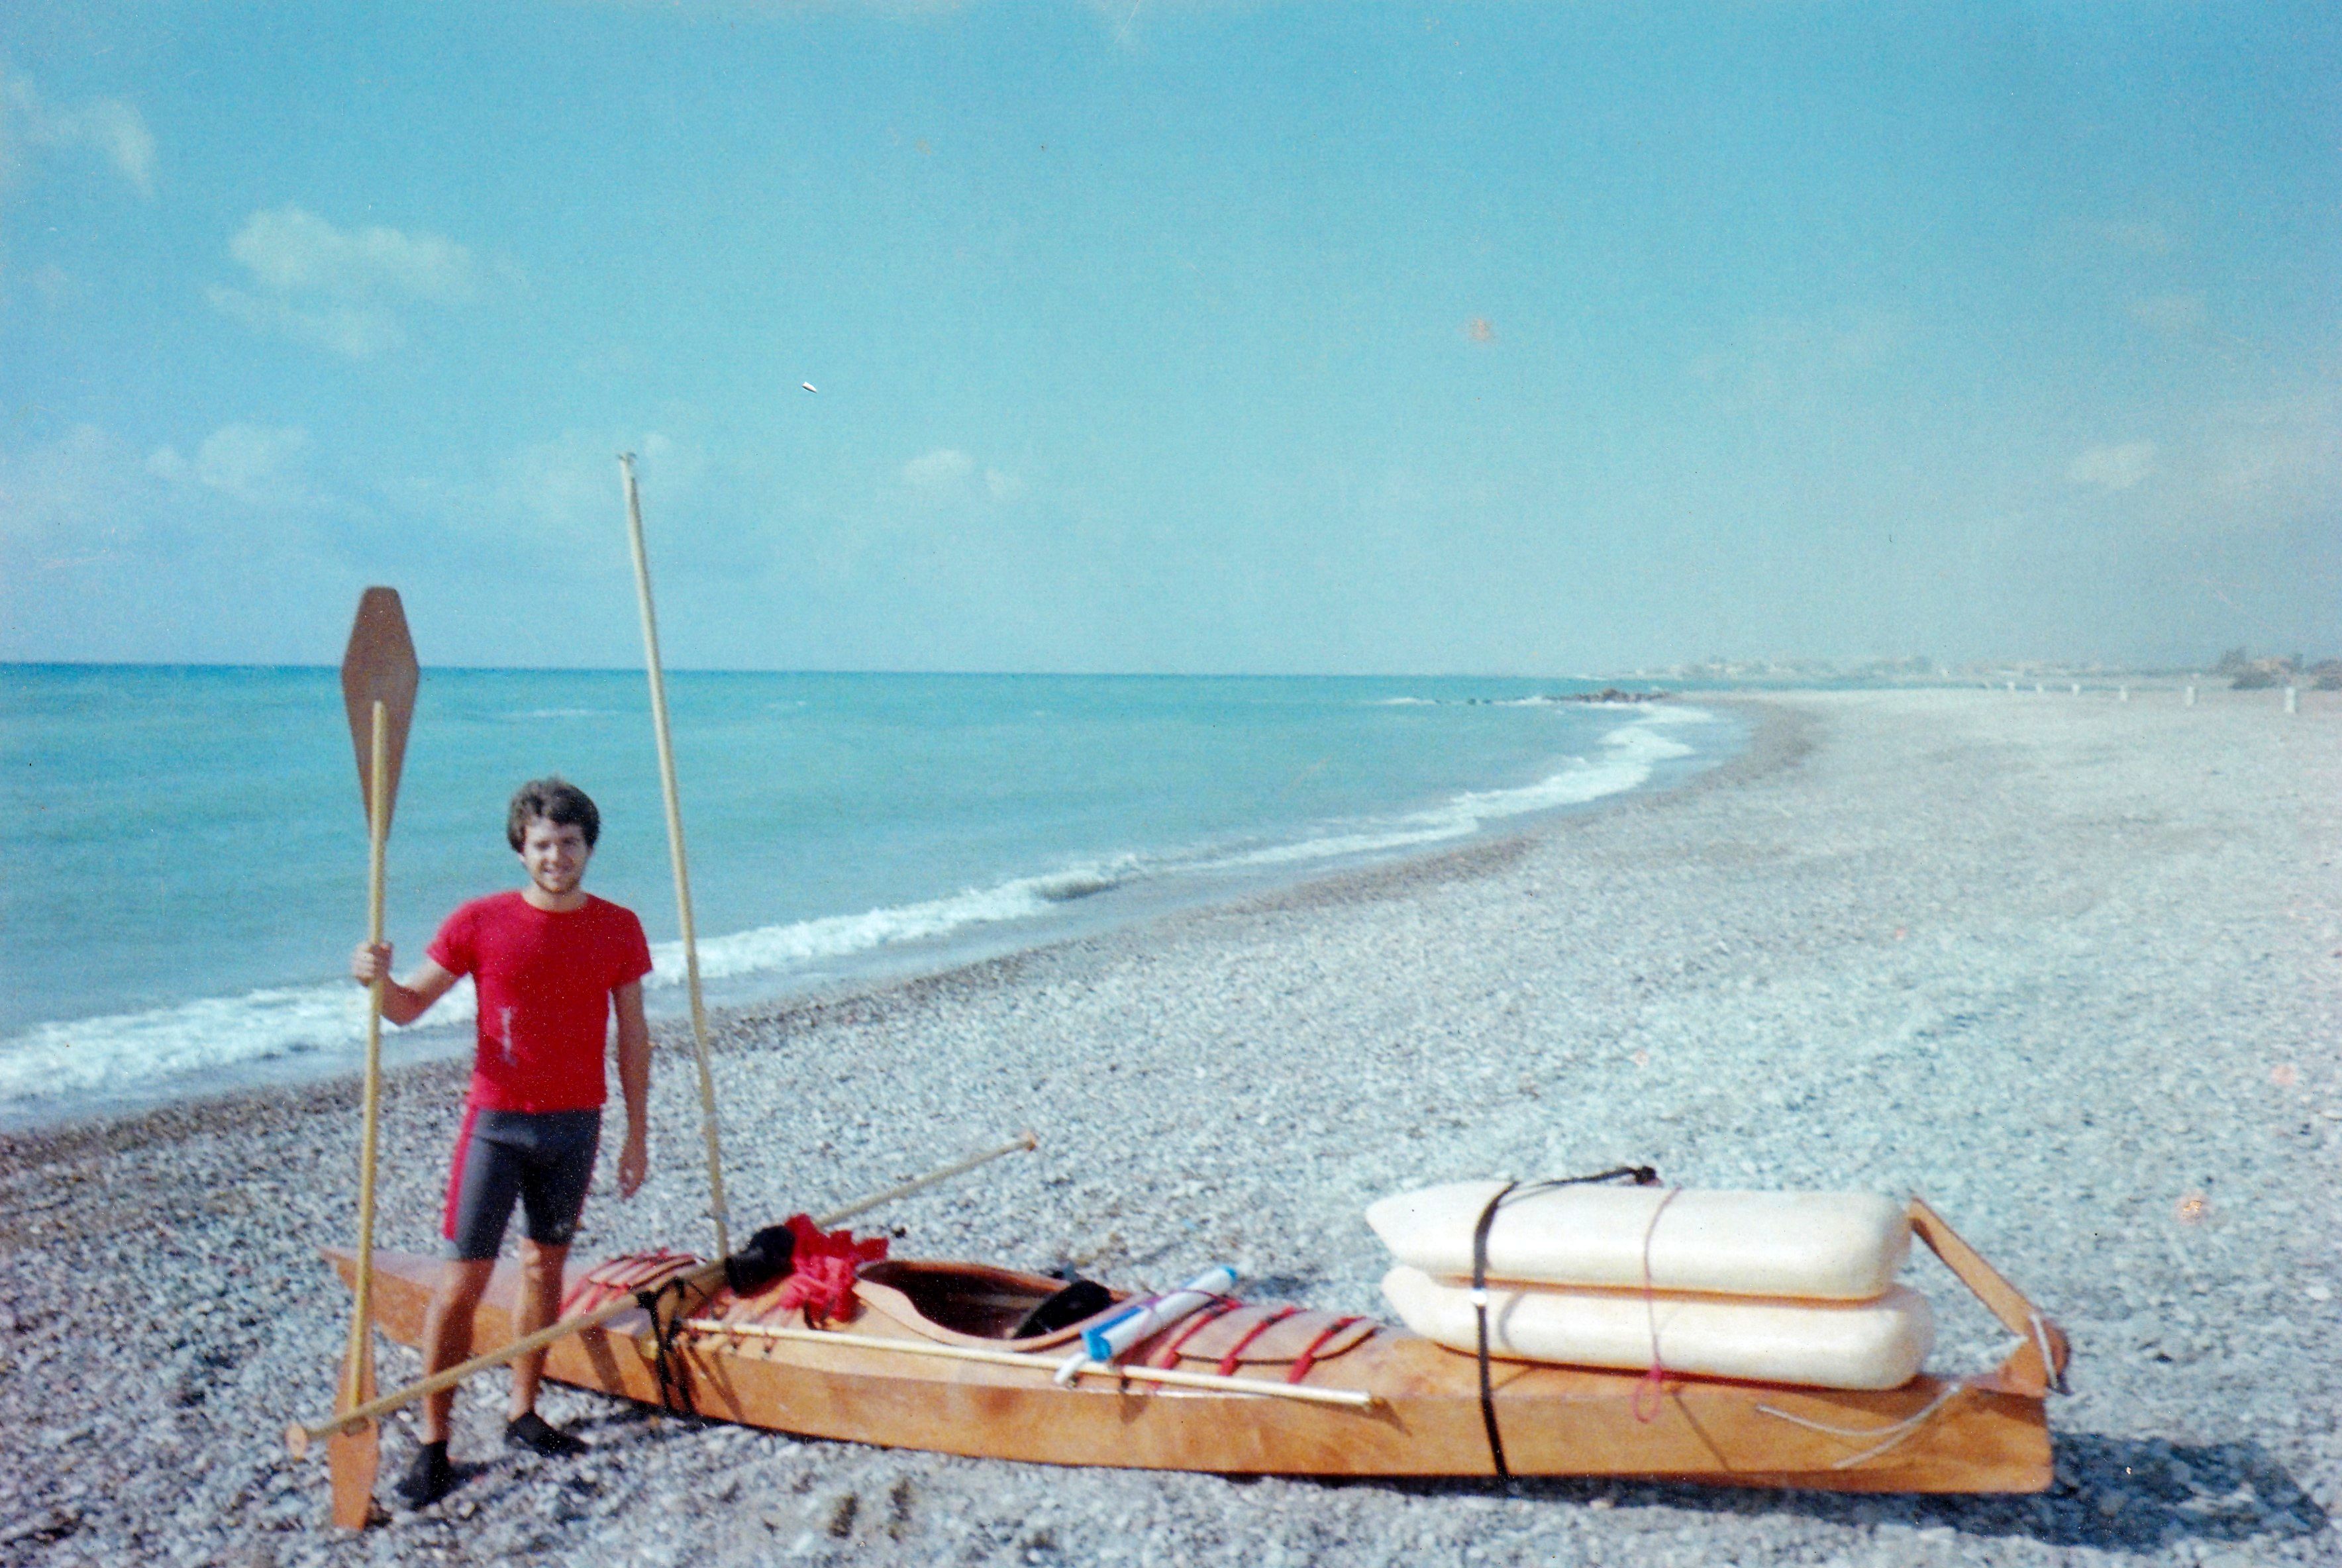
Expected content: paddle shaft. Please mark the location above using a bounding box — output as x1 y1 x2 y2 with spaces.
813 1131 1038 1228
340 701 390 1404
326 587 419 1527
620 453 731 1261
289 1132 1039 1452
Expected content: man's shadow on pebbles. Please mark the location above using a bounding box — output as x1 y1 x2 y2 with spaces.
1332 1436 2327 1553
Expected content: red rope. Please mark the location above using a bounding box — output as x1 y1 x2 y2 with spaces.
1285 1316 1364 1384
560 1250 701 1317
1146 1297 1241 1368
1215 1305 1299 1378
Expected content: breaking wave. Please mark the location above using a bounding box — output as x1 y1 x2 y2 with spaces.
0 707 1718 1113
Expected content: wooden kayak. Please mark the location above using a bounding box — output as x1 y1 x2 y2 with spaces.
323 1199 2066 1492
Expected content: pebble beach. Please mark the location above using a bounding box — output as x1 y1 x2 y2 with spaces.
2 685 2336 1567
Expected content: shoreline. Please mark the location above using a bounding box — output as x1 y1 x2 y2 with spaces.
0 697 1747 1140
2 687 2335 1567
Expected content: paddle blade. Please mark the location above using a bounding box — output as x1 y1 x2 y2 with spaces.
326 1350 379 1529
339 587 419 832
327 1421 379 1528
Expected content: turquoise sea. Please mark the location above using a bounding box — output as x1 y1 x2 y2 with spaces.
0 666 1739 1124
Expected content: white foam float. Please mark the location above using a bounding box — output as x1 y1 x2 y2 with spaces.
1380 1266 1935 1391
1366 1182 1911 1301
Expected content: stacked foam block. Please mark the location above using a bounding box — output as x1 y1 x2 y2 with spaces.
1367 1183 1933 1391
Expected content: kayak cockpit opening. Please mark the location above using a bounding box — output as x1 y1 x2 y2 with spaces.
858 1261 1121 1340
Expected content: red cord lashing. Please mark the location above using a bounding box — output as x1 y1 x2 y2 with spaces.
1215 1305 1298 1377
562 1250 699 1316
1148 1297 1241 1368
1286 1316 1363 1384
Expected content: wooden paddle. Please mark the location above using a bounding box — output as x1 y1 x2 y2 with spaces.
331 587 419 1529
618 454 732 1259
286 1132 1039 1455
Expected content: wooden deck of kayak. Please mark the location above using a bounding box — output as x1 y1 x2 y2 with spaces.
329 1246 2059 1492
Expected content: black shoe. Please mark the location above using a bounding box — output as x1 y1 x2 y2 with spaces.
505 1410 587 1458
396 1442 455 1508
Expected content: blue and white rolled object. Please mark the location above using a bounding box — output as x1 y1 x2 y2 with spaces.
1054 1265 1239 1385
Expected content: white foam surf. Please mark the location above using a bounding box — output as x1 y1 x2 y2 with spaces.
1216 707 1707 869
0 977 478 1108
0 707 1717 1114
670 864 1133 984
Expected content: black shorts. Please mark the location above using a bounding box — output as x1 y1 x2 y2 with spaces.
442 1108 601 1261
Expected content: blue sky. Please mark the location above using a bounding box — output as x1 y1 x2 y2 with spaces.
3 2 2335 673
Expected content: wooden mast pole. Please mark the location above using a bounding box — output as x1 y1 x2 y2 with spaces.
331 587 419 1529
619 452 731 1259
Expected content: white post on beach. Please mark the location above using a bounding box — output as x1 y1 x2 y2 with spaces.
2070 683 2081 696
2186 684 2198 707
2119 686 2129 703
2286 685 2298 714
618 453 731 1260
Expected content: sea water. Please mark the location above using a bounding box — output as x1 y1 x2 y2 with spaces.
0 667 1738 1125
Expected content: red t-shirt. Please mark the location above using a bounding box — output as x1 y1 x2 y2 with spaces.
427 891 654 1112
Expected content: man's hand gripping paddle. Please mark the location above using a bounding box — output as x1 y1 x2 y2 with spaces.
330 588 419 1528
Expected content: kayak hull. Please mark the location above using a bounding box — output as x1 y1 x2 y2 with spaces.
327 1248 2053 1491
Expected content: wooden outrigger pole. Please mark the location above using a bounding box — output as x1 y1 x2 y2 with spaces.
331 587 419 1528
619 453 731 1259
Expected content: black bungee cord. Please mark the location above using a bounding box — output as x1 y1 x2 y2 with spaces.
635 1275 699 1418
1471 1164 1659 1491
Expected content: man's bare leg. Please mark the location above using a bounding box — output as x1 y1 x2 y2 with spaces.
417 1260 496 1443
398 1259 494 1506
507 1240 568 1420
502 1238 587 1457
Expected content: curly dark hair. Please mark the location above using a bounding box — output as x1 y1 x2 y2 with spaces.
506 777 601 852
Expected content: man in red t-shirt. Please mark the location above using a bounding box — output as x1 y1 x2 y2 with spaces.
351 777 652 1507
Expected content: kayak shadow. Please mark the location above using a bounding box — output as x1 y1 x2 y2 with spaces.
1332 1434 2326 1553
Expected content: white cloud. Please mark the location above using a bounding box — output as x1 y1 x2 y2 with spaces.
0 422 363 663
2053 391 2335 539
25 263 75 306
507 434 623 538
144 426 309 505
2207 393 2339 505
903 448 977 490
204 285 405 358
6 421 314 573
2 73 155 195
0 424 146 557
2066 441 2157 492
902 446 1024 505
147 424 313 503
209 205 476 358
227 205 476 302
484 428 703 550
